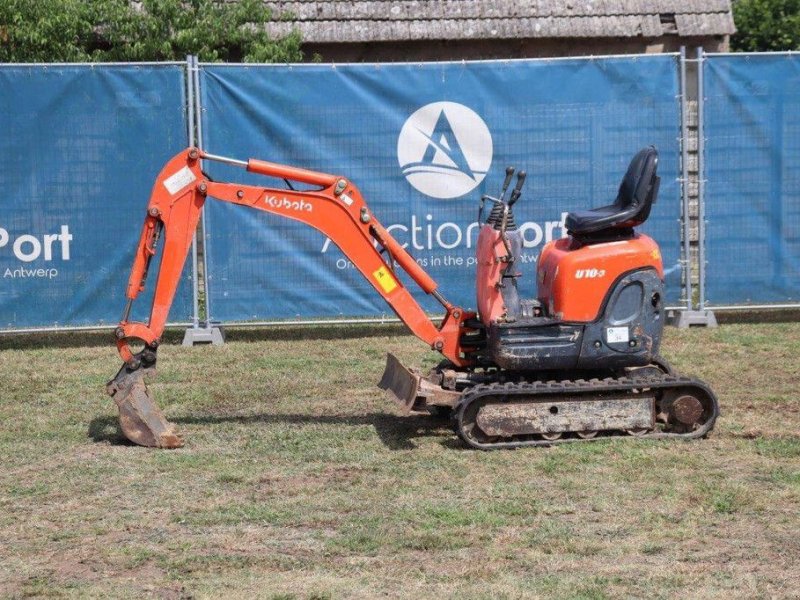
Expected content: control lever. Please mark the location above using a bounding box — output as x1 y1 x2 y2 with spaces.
508 171 527 206
499 166 515 202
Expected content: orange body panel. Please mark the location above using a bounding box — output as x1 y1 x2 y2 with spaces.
475 225 511 324
537 234 663 322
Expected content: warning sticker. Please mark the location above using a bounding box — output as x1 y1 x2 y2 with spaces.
163 166 196 195
373 266 398 293
651 248 662 261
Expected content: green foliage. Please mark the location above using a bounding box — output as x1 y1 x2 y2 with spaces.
732 0 800 51
0 0 302 63
0 0 99 62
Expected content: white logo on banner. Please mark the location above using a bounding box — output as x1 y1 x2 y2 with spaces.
1 225 72 279
397 102 493 199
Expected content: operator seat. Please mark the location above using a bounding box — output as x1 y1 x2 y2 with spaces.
565 146 660 237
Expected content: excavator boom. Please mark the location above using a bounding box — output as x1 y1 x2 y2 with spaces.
107 148 476 447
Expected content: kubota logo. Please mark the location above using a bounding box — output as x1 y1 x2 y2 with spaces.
575 268 606 279
265 195 312 212
397 102 493 200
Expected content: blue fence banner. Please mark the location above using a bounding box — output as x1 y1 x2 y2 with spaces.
197 56 683 321
703 54 800 305
0 65 193 329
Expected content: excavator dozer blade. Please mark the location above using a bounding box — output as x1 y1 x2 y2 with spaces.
378 353 421 413
106 364 184 449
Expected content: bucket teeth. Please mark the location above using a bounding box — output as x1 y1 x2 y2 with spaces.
106 364 183 449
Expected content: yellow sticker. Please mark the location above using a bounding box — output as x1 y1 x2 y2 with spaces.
651 249 662 261
373 266 398 293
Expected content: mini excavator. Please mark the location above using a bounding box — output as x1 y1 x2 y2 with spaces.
107 146 719 449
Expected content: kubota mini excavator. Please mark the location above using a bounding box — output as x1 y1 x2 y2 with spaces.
107 146 719 449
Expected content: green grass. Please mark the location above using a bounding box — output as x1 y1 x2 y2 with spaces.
1 322 800 598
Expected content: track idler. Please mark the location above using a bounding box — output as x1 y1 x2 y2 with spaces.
105 355 183 449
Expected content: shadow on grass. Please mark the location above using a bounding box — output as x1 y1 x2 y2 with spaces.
2 323 411 351
716 308 800 324
0 329 186 351
88 410 458 451
222 323 410 343
86 416 141 447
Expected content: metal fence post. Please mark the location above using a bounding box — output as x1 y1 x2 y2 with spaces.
187 56 200 331
696 48 715 325
182 55 224 346
679 47 693 312
672 47 718 327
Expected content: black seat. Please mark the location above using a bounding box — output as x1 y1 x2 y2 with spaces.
565 146 660 237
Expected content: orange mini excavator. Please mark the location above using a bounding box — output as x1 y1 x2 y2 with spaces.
107 146 719 449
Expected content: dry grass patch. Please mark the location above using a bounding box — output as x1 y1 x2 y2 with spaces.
0 322 799 598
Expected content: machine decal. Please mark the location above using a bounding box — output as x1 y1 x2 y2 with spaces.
575 268 606 279
606 326 630 343
372 265 398 293
265 195 313 212
163 166 196 195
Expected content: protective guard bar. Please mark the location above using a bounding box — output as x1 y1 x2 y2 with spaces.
115 148 476 368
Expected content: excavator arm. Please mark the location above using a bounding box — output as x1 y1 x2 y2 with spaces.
107 148 476 448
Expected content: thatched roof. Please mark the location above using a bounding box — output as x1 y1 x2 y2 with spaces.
255 0 735 43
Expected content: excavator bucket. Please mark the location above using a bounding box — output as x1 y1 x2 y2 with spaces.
106 364 183 449
379 353 463 413
378 353 421 412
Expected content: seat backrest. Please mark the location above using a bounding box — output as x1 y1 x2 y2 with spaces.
615 146 660 227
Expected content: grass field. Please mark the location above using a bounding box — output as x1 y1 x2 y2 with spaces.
1 321 799 599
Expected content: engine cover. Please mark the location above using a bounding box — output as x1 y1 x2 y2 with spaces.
487 268 664 371
537 233 663 322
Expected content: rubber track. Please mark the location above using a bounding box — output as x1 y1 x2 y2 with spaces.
454 374 719 450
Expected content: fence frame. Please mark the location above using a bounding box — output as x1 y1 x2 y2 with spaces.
0 61 198 334
697 50 800 313
13 52 800 334
667 48 719 327
194 53 689 329
182 56 224 345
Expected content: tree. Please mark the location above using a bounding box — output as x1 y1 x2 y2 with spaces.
0 0 303 63
732 0 800 51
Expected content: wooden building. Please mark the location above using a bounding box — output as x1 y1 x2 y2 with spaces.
258 1 736 62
